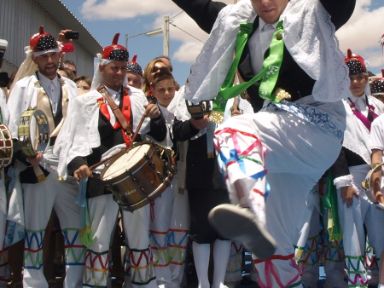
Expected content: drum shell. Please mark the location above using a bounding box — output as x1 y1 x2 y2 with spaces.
101 143 172 211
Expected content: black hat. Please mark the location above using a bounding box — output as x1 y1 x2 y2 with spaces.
127 55 143 76
30 26 58 53
371 70 384 96
102 33 129 62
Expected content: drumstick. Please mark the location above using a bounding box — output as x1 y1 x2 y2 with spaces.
131 111 147 143
89 148 125 171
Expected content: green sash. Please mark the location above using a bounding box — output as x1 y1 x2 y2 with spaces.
214 20 285 112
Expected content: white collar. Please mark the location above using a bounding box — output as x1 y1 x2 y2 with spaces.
105 86 121 103
349 94 366 104
258 18 277 32
37 71 59 87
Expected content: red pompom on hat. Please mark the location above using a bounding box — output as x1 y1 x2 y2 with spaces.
29 26 58 52
345 49 367 75
102 33 129 62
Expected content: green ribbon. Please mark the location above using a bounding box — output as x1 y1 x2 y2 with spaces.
321 173 342 242
214 20 285 112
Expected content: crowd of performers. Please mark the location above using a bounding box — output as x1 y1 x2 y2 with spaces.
1 0 384 287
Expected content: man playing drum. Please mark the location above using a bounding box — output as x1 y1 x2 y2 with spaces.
55 34 166 288
7 26 83 287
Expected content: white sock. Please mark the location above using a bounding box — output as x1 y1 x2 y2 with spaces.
212 239 231 288
192 242 211 288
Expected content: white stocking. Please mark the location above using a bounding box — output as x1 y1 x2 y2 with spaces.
192 242 210 288
212 239 231 288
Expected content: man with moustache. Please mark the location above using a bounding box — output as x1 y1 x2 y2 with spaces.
55 34 166 288
7 26 83 287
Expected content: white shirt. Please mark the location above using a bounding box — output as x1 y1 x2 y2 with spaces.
105 86 121 127
349 94 368 117
248 18 277 74
37 72 61 115
0 88 9 125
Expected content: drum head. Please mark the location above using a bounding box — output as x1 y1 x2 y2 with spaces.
102 143 151 181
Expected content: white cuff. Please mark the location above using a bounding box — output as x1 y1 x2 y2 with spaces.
333 174 353 189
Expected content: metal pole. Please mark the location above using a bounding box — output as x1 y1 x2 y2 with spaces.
163 16 170 56
125 33 128 49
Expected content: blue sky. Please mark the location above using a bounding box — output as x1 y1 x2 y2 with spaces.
61 0 384 84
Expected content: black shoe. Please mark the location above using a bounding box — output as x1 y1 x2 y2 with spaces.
208 204 276 260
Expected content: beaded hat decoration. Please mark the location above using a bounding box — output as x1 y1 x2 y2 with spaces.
345 49 367 76
29 26 58 53
102 33 129 62
127 55 143 75
371 70 384 96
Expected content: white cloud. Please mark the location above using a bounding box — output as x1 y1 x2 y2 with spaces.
337 0 384 73
173 41 204 63
81 0 180 19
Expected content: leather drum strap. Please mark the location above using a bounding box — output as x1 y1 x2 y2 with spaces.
99 86 131 133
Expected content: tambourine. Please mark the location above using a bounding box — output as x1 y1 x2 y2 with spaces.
18 108 49 182
18 108 49 157
0 124 13 168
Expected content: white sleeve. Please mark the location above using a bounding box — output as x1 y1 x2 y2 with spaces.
370 115 384 151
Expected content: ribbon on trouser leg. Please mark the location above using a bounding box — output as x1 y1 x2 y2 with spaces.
83 249 109 287
77 178 94 249
214 127 269 225
324 238 344 262
24 229 44 270
364 243 378 272
62 228 86 266
128 248 156 285
296 233 322 267
253 254 303 288
345 255 368 287
167 228 188 267
297 233 322 287
150 229 171 269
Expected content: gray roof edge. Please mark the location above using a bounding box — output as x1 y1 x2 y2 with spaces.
35 0 102 56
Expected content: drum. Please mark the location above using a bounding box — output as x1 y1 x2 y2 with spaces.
18 108 49 157
100 142 176 211
0 124 13 168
